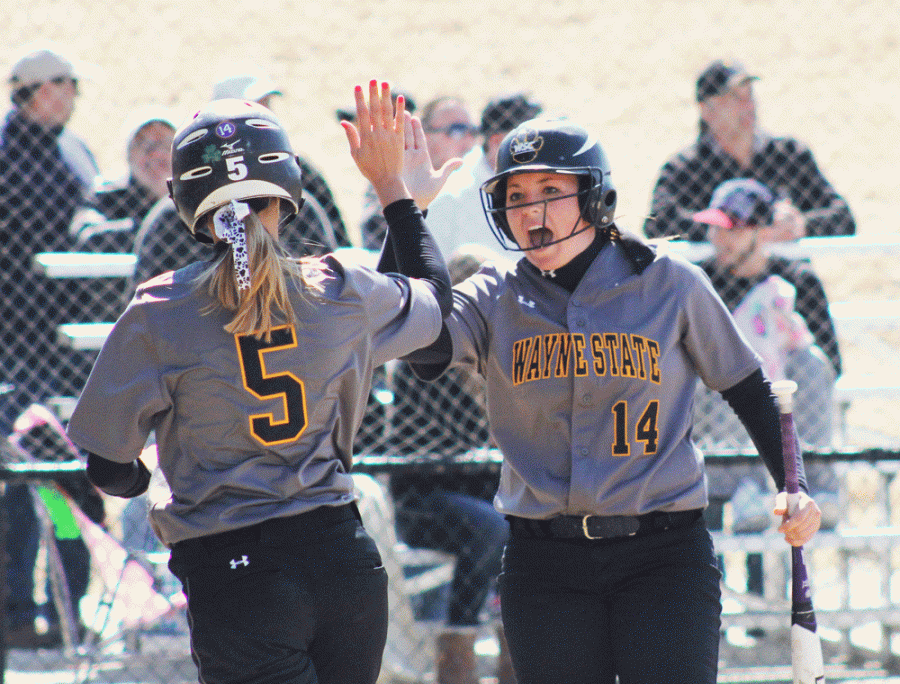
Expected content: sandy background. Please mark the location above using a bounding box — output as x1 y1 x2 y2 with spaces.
2 0 898 439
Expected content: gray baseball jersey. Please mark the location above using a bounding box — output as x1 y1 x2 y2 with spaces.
442 241 761 519
67 253 442 546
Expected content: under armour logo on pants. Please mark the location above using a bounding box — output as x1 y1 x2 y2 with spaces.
230 555 250 569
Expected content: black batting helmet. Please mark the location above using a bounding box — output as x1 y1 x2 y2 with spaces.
480 118 617 251
169 99 304 243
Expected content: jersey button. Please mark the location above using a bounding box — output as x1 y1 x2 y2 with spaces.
580 448 589 456
576 319 586 327
582 393 592 403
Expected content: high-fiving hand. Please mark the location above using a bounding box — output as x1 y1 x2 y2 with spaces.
342 80 409 208
342 80 462 211
401 114 463 210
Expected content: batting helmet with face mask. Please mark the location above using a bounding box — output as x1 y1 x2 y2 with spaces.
480 117 617 251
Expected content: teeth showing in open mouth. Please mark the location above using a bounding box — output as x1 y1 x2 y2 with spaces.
529 226 553 249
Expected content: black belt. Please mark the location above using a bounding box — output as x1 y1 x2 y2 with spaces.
508 509 702 541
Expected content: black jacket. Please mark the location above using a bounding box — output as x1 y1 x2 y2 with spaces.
644 131 855 241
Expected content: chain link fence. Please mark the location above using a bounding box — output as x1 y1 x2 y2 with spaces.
2 38 900 684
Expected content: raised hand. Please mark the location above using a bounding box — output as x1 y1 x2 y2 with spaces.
341 80 409 207
402 114 463 210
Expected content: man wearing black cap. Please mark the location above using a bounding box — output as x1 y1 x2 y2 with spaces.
425 93 543 258
643 60 855 241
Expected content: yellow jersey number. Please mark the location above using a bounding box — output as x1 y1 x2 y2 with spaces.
236 326 308 446
611 400 659 457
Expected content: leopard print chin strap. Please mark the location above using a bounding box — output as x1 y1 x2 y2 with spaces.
213 200 252 291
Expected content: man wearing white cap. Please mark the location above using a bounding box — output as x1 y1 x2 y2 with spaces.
2 42 98 235
211 69 282 110
1 41 101 648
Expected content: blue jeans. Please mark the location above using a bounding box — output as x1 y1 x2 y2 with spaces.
168 505 388 684
499 516 721 684
395 490 509 626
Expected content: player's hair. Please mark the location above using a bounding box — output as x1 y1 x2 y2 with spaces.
194 199 322 341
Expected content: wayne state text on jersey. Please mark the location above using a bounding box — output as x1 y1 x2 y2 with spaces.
511 332 661 387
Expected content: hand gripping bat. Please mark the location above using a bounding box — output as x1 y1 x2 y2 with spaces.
771 380 825 684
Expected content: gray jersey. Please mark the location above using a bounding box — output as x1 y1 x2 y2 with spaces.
443 241 760 519
67 253 442 546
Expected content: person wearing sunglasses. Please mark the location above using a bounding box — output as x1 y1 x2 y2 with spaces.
424 93 543 260
420 97 480 169
358 94 474 251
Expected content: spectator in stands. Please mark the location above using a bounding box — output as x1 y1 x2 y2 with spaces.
425 93 543 258
69 105 177 253
210 67 282 110
130 73 351 292
358 95 474 250
644 60 855 242
691 178 842 598
388 244 515 684
0 41 100 647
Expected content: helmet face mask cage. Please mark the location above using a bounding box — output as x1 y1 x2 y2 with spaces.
481 171 602 252
169 99 304 243
479 118 617 252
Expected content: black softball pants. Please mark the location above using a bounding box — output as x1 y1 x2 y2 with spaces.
168 504 388 684
498 514 721 684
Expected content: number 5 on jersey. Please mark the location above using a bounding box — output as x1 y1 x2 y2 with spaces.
236 326 308 445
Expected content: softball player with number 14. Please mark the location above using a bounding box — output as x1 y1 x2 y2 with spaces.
67 82 451 684
402 117 824 684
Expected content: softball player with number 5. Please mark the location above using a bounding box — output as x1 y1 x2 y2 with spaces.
67 82 451 684
402 117 823 683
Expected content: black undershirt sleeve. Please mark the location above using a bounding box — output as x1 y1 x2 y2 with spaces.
404 324 453 379
378 200 452 317
86 452 151 499
720 368 808 493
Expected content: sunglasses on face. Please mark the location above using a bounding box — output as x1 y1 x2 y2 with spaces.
425 122 479 139
50 76 79 88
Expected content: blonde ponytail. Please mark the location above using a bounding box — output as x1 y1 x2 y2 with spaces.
194 205 322 341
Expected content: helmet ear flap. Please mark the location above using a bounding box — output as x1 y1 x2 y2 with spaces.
486 176 517 247
491 177 511 238
578 170 617 227
598 187 617 226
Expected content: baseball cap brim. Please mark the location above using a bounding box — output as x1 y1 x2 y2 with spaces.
696 59 759 102
211 74 282 103
242 81 282 103
9 45 99 87
692 208 734 229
